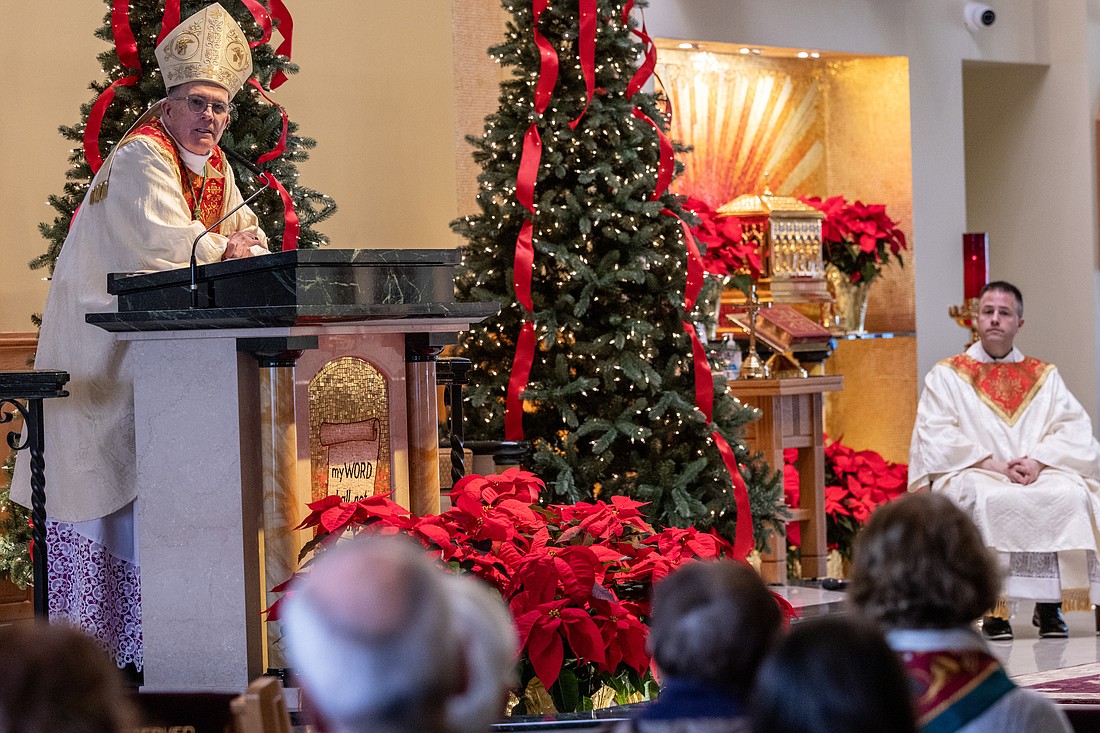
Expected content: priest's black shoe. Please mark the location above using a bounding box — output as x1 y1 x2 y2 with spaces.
981 615 1013 640
1033 603 1069 638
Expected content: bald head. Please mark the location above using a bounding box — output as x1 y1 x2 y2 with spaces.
283 536 463 733
301 537 417 637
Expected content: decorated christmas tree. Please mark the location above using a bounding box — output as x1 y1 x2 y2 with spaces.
0 0 335 586
453 0 781 547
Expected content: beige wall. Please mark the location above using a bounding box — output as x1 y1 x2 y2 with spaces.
2 2 103 332
274 3 458 251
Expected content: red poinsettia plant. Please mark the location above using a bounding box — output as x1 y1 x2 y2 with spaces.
269 468 794 713
682 197 762 294
799 195 907 285
782 437 908 561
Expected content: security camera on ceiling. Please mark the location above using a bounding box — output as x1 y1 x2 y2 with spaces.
964 2 996 31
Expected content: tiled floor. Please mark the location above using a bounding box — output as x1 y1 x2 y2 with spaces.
988 609 1100 677
771 583 848 622
774 584 1100 678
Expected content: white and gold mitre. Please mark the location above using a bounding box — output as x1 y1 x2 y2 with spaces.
155 3 252 98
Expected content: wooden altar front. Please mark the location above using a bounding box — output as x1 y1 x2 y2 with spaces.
726 375 843 584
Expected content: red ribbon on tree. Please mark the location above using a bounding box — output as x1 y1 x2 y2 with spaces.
631 108 674 200
157 0 181 45
258 172 301 252
514 219 536 313
505 0 564 441
715 432 755 558
568 0 598 130
621 2 656 100
666 204 755 557
516 124 542 214
670 210 711 420
246 79 298 250
268 0 295 89
84 0 142 173
506 321 538 441
111 0 141 71
532 0 558 112
621 2 634 28
84 76 140 174
240 0 273 47
249 79 290 164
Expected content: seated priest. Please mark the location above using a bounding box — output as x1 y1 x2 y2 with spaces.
908 281 1100 640
11 3 267 673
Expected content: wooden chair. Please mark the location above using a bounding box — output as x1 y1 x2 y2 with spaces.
230 676 293 733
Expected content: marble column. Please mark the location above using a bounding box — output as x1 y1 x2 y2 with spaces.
405 339 443 516
258 360 302 670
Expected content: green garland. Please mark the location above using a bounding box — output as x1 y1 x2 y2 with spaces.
0 455 32 589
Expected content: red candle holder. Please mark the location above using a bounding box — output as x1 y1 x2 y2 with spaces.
963 232 988 301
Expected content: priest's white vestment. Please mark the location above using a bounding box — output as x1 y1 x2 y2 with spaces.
908 342 1100 606
11 117 265 668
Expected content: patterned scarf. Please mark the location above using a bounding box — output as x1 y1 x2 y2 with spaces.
899 648 1016 733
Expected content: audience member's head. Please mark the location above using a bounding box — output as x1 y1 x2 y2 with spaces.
444 573 519 733
282 535 465 733
648 560 782 697
751 616 918 733
849 491 999 630
0 621 137 733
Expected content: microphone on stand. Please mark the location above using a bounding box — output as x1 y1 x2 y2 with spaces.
189 155 274 309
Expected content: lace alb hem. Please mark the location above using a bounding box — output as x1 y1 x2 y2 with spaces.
47 520 143 670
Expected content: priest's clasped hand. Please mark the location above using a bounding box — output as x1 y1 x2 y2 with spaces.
977 455 1043 484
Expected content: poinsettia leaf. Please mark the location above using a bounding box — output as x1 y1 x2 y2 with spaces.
451 473 488 501
297 533 327 561
511 557 559 605
526 619 565 689
548 666 580 714
555 547 599 602
588 544 626 563
262 593 289 621
560 608 606 666
412 522 456 551
305 494 343 512
319 503 358 533
558 524 585 542
269 577 295 594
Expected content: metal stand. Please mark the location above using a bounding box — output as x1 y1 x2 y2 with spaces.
437 357 472 485
0 370 70 618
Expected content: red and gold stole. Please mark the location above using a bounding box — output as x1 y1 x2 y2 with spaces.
901 649 1016 733
943 354 1054 427
121 118 228 231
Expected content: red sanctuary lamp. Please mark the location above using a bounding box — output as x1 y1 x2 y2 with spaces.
948 233 987 345
963 233 988 301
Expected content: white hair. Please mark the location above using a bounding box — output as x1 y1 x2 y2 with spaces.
282 536 461 733
444 575 520 733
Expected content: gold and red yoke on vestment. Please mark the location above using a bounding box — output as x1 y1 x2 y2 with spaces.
941 354 1055 427
119 117 228 230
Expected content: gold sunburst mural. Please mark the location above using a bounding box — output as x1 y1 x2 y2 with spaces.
657 49 826 207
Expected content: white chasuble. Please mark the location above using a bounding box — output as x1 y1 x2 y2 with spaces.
909 342 1100 605
12 124 265 522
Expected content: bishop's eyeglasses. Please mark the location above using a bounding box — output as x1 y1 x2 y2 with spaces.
172 94 234 117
